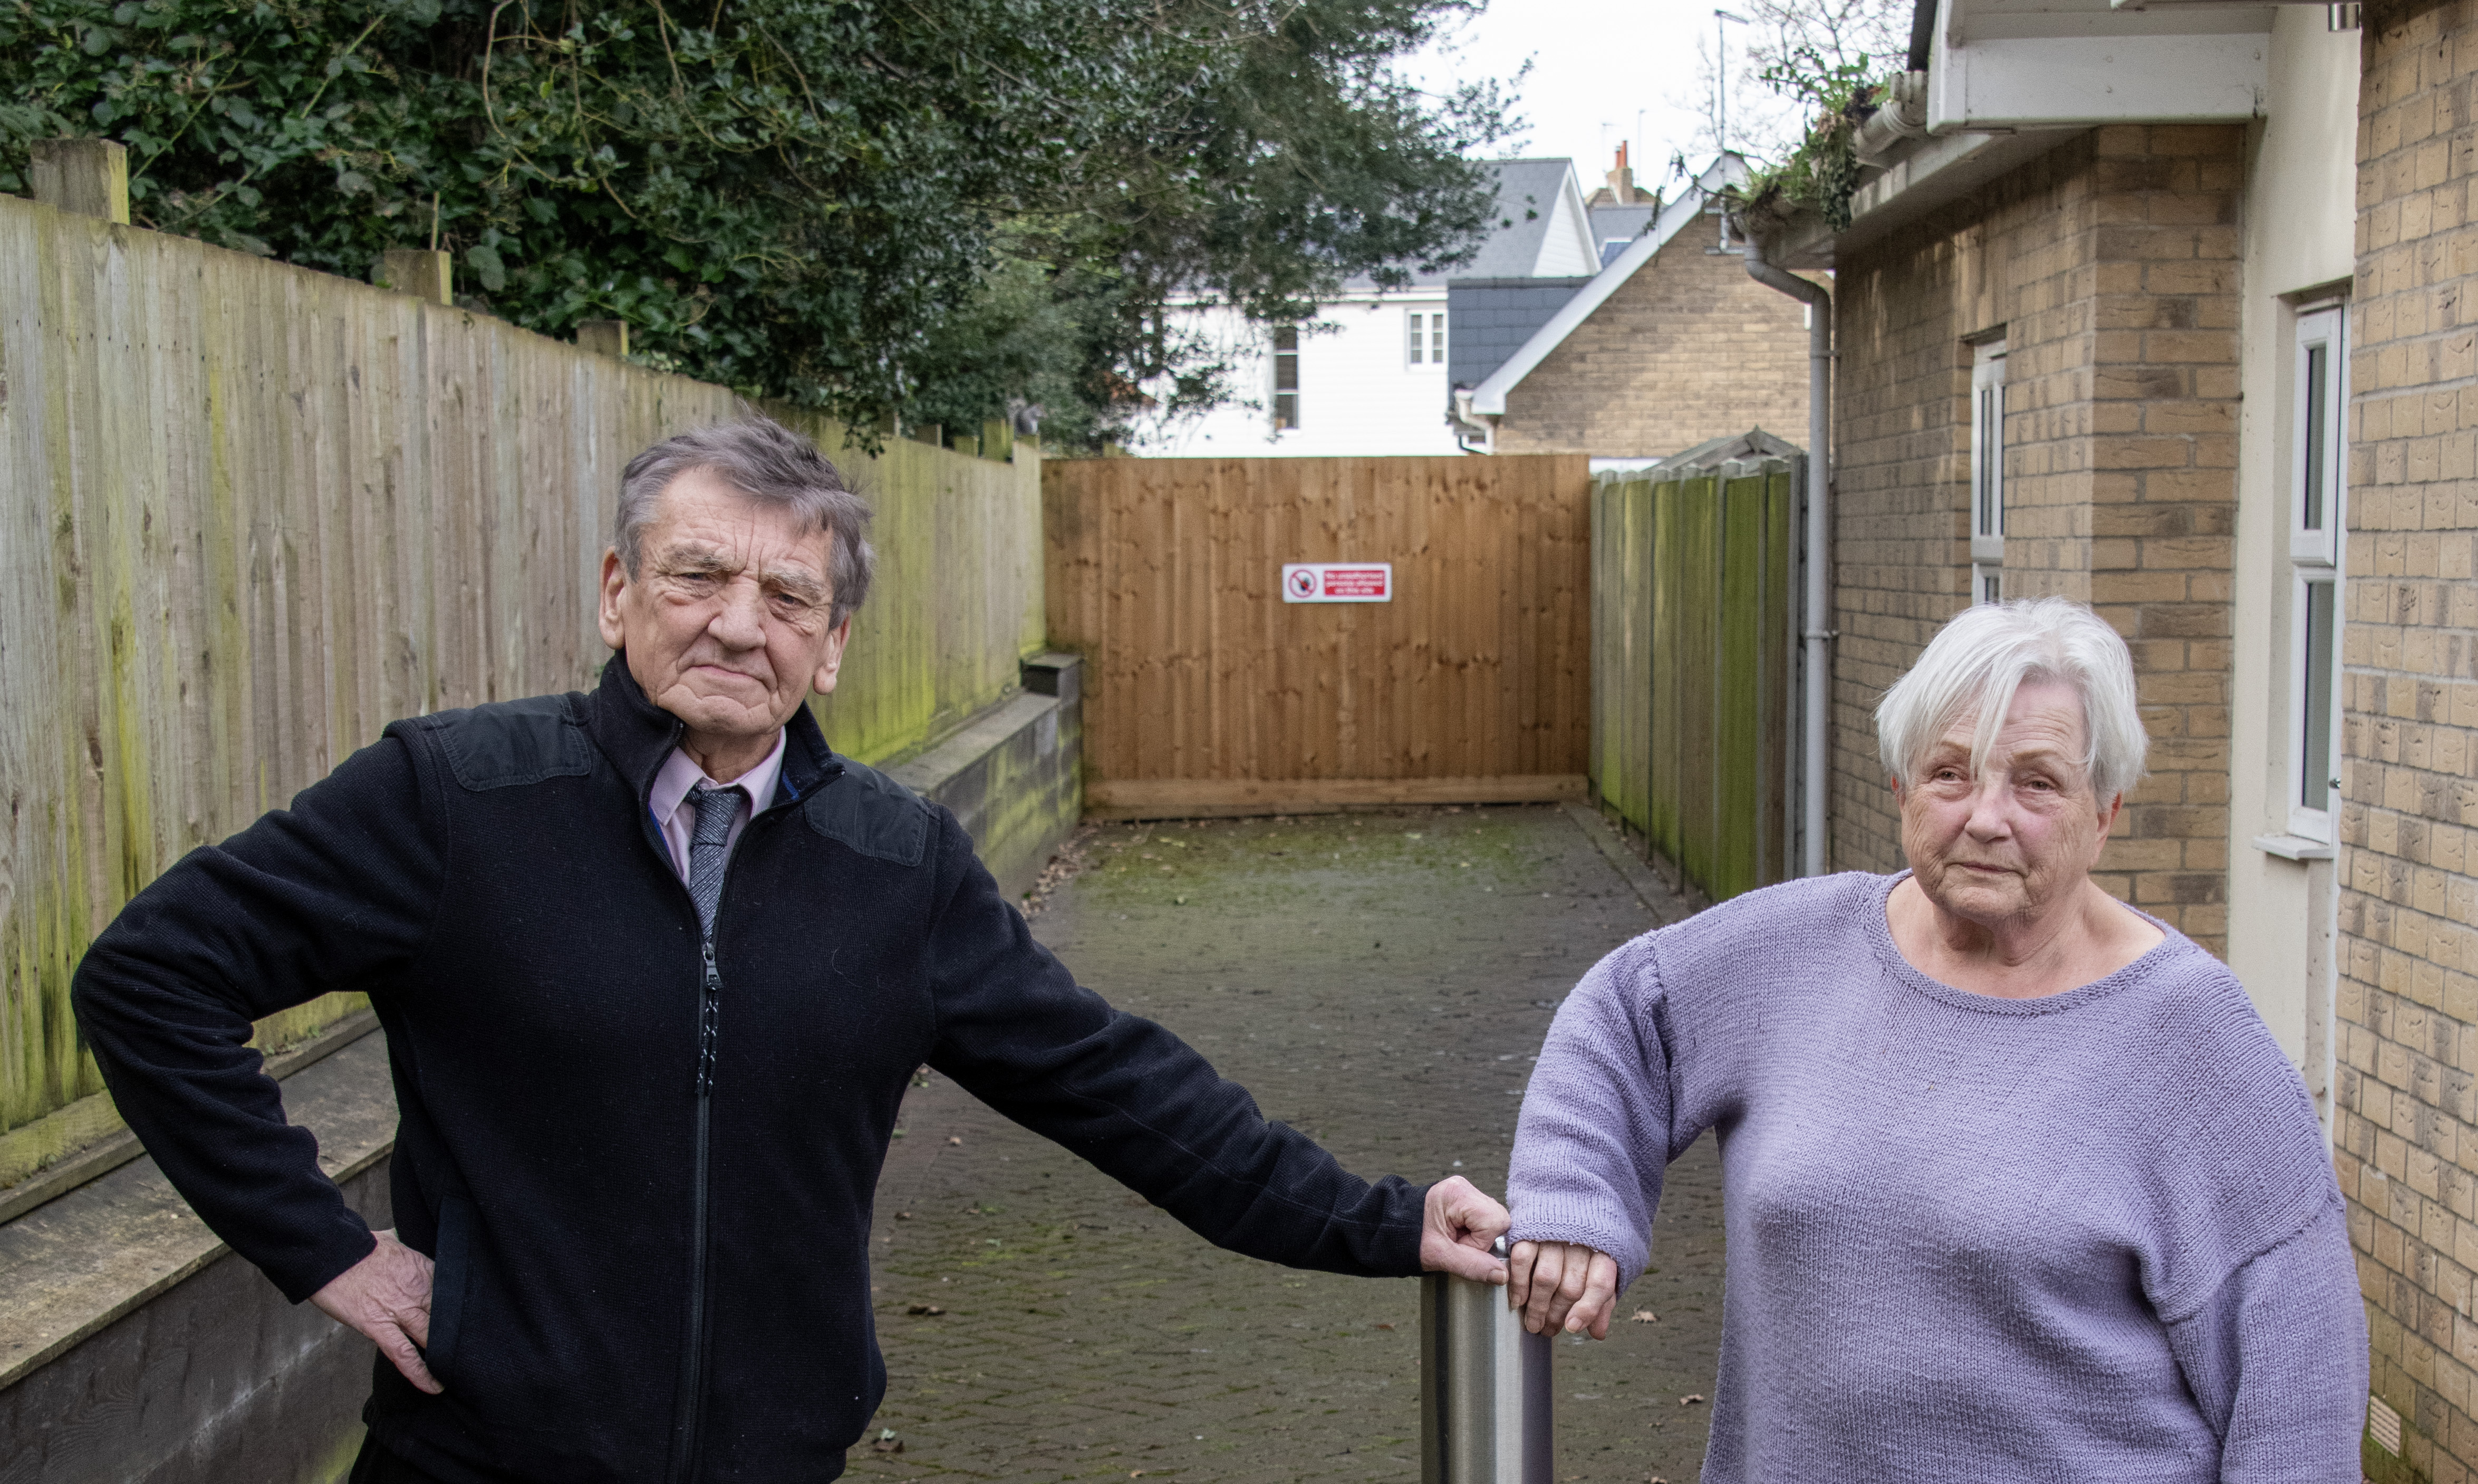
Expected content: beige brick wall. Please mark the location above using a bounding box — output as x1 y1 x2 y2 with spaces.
1494 231 1811 458
2342 3 2478 1476
1829 127 2242 952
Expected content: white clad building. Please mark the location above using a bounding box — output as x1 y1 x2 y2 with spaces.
1133 160 1599 458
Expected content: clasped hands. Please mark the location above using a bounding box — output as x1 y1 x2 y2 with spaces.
1428 1178 1621 1339
314 1176 1609 1394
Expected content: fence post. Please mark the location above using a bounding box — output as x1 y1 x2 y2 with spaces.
30 138 129 225
375 249 454 306
981 417 1014 463
576 319 629 358
1421 1239 1552 1483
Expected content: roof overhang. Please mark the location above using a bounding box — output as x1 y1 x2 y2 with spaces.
1765 0 2289 269
1927 0 2271 129
1770 127 2085 270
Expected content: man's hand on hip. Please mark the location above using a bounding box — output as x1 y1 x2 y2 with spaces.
313 1229 442 1394
1420 1175 1511 1284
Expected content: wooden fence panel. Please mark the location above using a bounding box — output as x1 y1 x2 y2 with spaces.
1677 475 1720 890
1044 454 1591 815
0 194 1045 1183
1762 469 1794 886
1587 456 1800 903
1717 475 1763 898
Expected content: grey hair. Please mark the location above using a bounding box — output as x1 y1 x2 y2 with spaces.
616 417 876 625
1875 597 2148 803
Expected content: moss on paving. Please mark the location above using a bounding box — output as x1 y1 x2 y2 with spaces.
849 805 1725 1483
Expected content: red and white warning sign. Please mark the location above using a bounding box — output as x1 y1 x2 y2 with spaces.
1280 562 1392 604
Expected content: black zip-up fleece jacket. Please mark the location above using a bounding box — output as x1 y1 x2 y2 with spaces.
72 658 1428 1483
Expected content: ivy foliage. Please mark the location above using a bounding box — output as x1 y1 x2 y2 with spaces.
0 0 1507 448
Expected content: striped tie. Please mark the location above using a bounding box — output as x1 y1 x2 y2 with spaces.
686 782 742 936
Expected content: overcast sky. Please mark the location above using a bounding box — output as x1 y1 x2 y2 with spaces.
1401 0 1808 187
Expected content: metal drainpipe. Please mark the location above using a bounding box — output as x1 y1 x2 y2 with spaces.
1741 231 1831 878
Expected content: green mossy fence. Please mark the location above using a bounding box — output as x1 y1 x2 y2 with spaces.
1590 453 1800 902
0 192 1045 1189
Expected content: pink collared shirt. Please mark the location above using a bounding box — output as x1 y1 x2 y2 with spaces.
648 729 789 883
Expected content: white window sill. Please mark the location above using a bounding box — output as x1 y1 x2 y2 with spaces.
2252 832 2335 861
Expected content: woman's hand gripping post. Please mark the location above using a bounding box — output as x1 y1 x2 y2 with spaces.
1506 1239 1619 1338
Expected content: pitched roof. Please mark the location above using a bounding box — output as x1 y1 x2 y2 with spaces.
1342 159 1595 290
1662 426 1805 468
1589 201 1659 254
1465 153 1752 416
1444 277 1597 391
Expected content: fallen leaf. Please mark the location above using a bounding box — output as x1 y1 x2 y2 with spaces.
895 1211 912 1220
1376 1322 1395 1331
1680 1394 1705 1407
907 1303 946 1316
1631 1309 1657 1324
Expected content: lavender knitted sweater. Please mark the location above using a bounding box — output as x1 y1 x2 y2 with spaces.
1508 871 2367 1482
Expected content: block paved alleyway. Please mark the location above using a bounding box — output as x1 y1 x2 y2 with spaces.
846 804 1727 1483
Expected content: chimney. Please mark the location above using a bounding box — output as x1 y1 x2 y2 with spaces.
1607 142 1637 207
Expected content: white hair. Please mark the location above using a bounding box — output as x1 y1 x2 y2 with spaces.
1875 597 2148 803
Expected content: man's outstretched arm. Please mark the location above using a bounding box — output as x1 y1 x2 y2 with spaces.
920 813 1507 1282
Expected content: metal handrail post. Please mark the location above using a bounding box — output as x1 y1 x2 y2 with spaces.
1420 1239 1552 1483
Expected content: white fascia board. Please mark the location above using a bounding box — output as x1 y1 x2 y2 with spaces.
1930 33 2266 124
1471 155 1745 417
1930 0 2269 128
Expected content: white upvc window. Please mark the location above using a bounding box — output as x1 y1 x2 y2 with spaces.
2287 304 2348 841
1970 340 2007 604
1406 311 1447 366
1271 325 1300 430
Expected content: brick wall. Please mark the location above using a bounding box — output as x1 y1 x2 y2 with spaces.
1493 231 1810 458
1828 126 2243 952
2342 2 2478 1476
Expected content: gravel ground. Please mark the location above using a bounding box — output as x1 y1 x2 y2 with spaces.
846 805 1724 1484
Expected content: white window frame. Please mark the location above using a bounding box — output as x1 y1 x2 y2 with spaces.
1406 309 1447 367
1271 324 1300 431
1970 340 2007 604
2287 304 2348 842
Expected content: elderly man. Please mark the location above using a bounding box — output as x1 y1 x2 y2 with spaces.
73 418 1510 1484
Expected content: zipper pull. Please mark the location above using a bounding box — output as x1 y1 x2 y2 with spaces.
695 938 721 1097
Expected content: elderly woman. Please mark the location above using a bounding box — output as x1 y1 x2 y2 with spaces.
1505 597 2367 1480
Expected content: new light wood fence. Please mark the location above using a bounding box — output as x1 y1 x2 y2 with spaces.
0 193 1044 1184
1044 455 1591 817
1590 457 1800 900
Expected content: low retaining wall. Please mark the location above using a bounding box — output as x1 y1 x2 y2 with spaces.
892 654 1083 901
0 661 1082 1484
